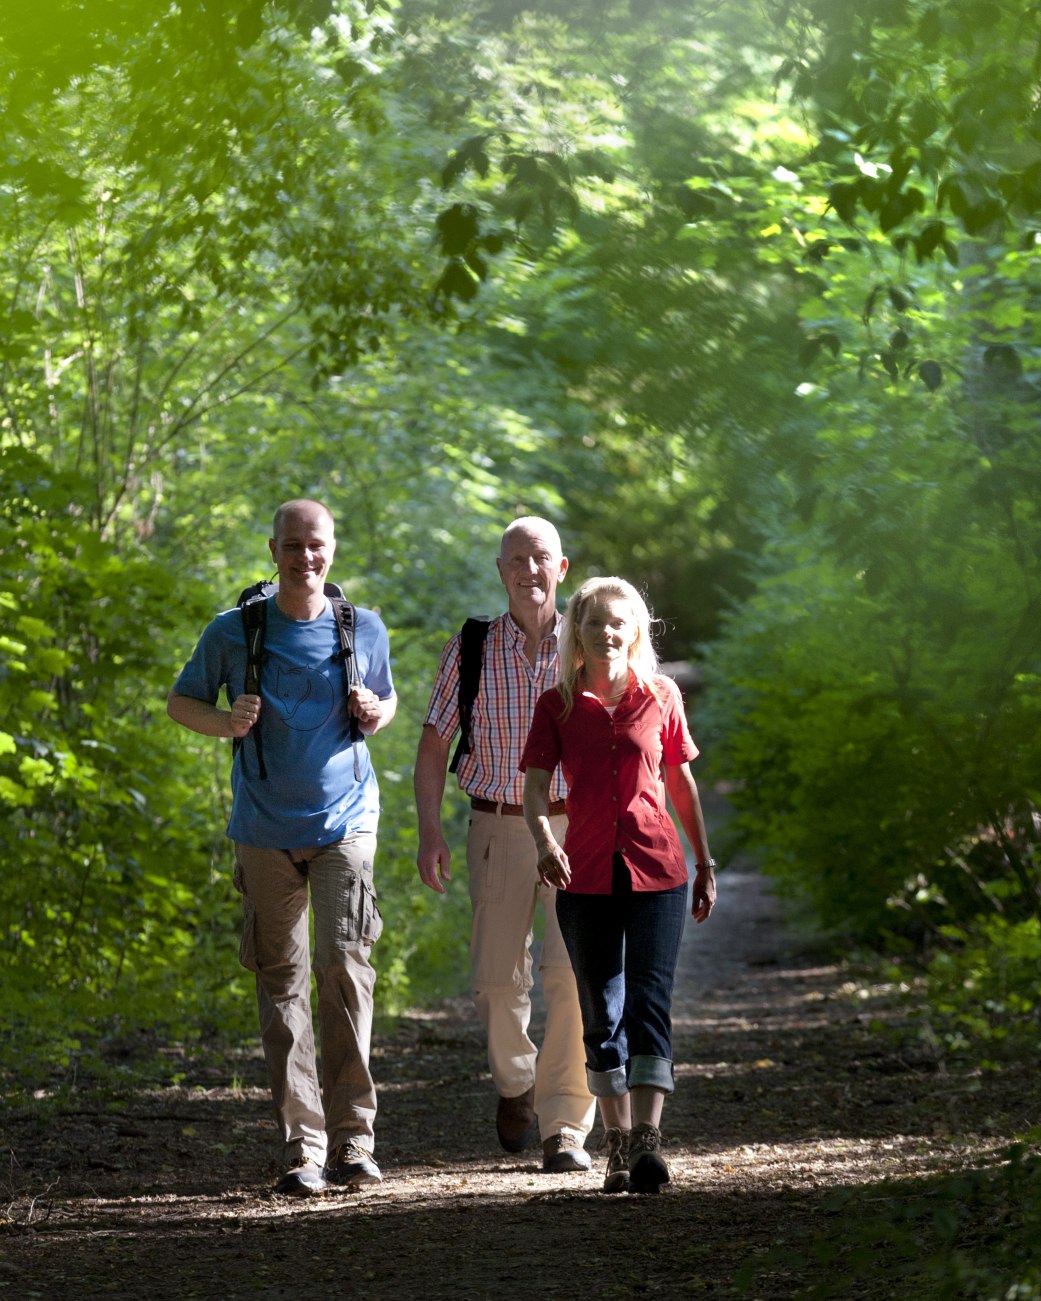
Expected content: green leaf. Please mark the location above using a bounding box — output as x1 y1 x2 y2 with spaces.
435 203 480 257
442 135 492 187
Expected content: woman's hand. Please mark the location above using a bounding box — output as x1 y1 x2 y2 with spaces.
536 843 571 890
524 766 569 887
691 864 716 922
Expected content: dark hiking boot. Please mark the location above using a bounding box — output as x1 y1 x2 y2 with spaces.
628 1123 669 1194
598 1126 631 1194
324 1141 382 1188
496 1086 538 1152
275 1155 326 1197
542 1131 592 1173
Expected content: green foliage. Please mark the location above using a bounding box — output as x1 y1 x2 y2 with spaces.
0 446 251 1072
924 914 1041 1058
414 0 814 647
704 161 1041 934
353 629 473 1016
0 0 438 544
739 1143 1041 1300
774 0 1041 254
3 0 1040 1094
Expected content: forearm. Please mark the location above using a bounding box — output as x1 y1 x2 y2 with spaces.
665 763 712 864
414 725 450 836
524 767 570 888
667 763 717 920
167 690 234 739
523 768 558 854
414 725 455 891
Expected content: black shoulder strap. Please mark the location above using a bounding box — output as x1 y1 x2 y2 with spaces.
330 597 358 687
234 580 357 783
331 597 363 779
236 590 272 780
449 616 492 774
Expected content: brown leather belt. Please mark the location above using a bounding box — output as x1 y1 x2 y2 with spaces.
470 797 566 817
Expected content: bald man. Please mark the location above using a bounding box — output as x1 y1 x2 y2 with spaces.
169 500 397 1196
414 517 594 1173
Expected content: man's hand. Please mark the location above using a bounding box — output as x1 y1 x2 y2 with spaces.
348 687 382 729
229 693 261 739
417 832 452 894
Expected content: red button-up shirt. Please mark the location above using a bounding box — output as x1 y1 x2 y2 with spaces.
521 675 698 893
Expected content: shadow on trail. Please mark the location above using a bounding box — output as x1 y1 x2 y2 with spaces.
5 850 1032 1299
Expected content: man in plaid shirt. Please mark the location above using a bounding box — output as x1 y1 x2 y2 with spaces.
414 518 594 1172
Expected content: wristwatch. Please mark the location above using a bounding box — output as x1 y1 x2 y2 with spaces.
697 858 717 871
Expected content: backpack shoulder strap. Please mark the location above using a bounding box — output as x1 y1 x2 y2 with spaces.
329 597 358 688
449 616 492 775
330 596 363 777
234 580 356 783
236 588 274 780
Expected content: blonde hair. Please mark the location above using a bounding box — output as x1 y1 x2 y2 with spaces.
556 576 660 718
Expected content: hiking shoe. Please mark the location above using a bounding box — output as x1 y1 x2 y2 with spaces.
542 1131 592 1173
628 1123 669 1194
324 1141 382 1188
274 1155 326 1197
496 1086 538 1153
597 1126 630 1194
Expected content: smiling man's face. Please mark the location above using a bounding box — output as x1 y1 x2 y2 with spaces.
496 522 568 621
269 502 336 599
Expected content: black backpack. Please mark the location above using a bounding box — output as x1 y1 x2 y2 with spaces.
449 616 491 774
233 579 361 780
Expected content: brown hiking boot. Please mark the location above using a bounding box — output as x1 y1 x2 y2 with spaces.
542 1131 592 1173
598 1126 631 1194
628 1122 669 1194
496 1085 538 1152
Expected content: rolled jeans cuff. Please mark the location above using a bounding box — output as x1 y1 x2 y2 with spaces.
628 1055 675 1093
586 1065 629 1098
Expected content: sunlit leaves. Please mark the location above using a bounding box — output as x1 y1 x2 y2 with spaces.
778 0 1041 254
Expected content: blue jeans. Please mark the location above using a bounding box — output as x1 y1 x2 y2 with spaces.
556 853 687 1097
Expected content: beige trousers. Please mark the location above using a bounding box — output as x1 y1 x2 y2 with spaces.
234 834 381 1165
467 809 594 1141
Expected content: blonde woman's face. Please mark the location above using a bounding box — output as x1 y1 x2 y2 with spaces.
577 594 637 666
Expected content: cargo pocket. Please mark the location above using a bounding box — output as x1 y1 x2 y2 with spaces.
337 870 384 947
233 859 260 973
470 821 507 904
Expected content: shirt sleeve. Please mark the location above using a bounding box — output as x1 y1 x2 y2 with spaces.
519 690 562 773
357 609 395 699
172 615 235 704
421 633 463 739
658 677 699 766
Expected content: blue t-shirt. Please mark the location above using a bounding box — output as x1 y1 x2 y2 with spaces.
173 597 394 849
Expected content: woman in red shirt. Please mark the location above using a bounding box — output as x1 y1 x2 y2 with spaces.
522 576 716 1194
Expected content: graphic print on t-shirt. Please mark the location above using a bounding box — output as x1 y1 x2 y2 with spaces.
273 665 334 731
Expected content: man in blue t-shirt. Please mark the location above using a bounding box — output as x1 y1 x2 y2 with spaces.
168 499 397 1197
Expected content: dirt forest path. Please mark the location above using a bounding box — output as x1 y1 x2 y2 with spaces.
2 797 1031 1300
